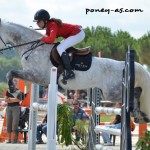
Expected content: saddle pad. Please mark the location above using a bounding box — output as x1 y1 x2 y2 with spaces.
71 52 92 71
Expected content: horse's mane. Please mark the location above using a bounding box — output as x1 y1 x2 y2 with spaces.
0 19 42 37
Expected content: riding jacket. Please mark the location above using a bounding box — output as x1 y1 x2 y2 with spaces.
41 21 82 43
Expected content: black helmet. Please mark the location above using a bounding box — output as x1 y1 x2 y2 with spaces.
33 9 50 21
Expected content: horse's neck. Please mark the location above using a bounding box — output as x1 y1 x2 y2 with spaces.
2 22 42 55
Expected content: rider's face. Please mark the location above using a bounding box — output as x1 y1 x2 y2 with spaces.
37 20 45 29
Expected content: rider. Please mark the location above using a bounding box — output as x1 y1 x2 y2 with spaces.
33 9 85 81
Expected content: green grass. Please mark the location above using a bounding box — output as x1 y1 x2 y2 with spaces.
100 114 116 122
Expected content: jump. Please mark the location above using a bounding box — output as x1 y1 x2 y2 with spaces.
0 19 150 124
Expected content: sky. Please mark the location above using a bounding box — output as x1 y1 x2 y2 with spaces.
0 0 150 39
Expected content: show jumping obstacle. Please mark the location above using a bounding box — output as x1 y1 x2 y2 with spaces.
28 84 38 150
87 50 134 150
120 50 135 150
0 21 148 149
30 67 58 150
0 21 150 124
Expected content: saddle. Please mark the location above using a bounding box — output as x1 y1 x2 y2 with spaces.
50 43 92 74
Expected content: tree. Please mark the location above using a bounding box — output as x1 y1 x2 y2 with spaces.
110 30 136 60
136 32 150 66
0 57 22 82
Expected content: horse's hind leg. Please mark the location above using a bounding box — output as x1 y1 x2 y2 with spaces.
6 69 34 93
133 87 150 123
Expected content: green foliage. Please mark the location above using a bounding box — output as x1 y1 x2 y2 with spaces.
136 130 150 150
77 26 113 57
110 30 135 60
76 26 150 66
73 119 89 149
77 26 134 59
57 102 74 146
0 57 22 82
100 114 115 122
136 32 150 66
57 103 89 150
0 82 8 97
74 119 89 137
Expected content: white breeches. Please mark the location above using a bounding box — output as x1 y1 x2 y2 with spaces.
57 29 85 56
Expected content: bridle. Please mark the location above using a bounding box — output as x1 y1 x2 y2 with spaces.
0 35 7 47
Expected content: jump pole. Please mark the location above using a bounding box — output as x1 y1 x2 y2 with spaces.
47 67 58 150
28 84 39 150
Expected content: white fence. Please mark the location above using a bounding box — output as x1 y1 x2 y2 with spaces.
29 67 58 150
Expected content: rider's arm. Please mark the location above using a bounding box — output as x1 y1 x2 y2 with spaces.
41 22 58 43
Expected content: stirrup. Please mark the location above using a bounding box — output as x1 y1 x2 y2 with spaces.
65 70 75 80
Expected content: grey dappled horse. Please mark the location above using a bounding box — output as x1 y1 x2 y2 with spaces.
0 20 150 123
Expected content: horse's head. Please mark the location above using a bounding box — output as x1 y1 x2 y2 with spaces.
0 20 56 89
0 20 43 52
0 20 7 49
0 20 22 50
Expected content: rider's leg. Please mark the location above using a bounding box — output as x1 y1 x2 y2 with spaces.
57 29 85 80
61 51 75 80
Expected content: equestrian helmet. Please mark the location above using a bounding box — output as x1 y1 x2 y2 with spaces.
34 9 50 21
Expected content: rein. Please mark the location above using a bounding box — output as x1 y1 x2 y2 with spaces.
0 35 46 60
0 38 40 52
22 41 45 60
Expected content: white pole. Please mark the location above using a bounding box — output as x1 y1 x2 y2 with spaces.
33 102 48 111
47 67 58 150
95 106 121 115
94 125 121 136
28 84 39 150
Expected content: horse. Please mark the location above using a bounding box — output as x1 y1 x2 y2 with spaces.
0 20 150 124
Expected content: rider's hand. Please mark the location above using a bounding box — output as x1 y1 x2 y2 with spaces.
37 38 42 42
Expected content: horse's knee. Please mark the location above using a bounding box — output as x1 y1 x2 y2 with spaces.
6 70 17 81
6 70 13 81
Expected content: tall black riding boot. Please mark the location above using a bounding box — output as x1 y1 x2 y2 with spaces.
61 52 75 80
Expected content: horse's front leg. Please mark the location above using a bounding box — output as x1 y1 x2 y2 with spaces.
6 69 35 93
